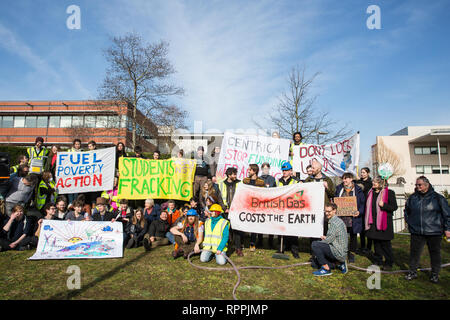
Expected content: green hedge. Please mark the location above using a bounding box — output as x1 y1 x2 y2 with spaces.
0 145 28 166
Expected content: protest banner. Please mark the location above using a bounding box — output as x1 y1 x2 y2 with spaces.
228 182 325 237
334 197 358 216
216 132 291 181
292 132 360 180
117 157 196 201
55 147 115 194
29 220 123 260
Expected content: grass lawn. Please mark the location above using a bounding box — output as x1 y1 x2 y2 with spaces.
0 234 449 300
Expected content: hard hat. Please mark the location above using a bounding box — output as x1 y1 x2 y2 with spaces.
209 204 223 213
186 209 198 216
281 162 293 171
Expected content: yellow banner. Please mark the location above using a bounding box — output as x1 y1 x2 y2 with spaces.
118 157 196 201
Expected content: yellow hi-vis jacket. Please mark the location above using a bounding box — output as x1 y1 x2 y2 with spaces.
277 176 298 187
36 180 57 210
202 217 229 253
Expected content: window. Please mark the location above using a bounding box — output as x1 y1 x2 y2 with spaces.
60 116 72 128
432 165 449 174
107 115 119 128
25 116 37 128
96 116 108 128
415 146 448 155
120 115 128 128
2 116 13 128
416 165 424 174
37 116 48 128
423 165 432 174
14 116 25 128
49 116 60 128
84 116 96 128
72 116 84 127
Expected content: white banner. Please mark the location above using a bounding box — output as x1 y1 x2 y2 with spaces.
228 182 325 237
29 220 123 260
292 133 360 180
55 147 116 194
216 132 291 181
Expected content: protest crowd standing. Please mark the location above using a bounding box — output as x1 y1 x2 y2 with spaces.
1 134 449 286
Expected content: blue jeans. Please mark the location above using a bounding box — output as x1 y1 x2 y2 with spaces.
200 250 227 265
165 232 175 244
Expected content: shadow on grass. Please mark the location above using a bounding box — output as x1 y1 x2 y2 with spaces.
48 251 149 300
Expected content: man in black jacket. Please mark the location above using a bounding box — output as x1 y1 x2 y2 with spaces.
404 176 450 283
193 146 211 198
143 210 171 251
92 197 116 222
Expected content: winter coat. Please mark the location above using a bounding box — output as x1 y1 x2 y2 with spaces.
260 174 277 188
125 219 148 241
355 177 373 198
365 189 397 241
148 218 170 238
405 185 450 236
143 204 161 225
335 183 366 234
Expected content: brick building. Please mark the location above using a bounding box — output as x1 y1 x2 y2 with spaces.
0 100 157 151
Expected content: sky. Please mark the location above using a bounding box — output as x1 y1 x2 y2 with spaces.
1 0 450 166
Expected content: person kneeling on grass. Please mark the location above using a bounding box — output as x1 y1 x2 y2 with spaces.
170 209 204 259
143 210 171 251
200 204 229 265
311 203 348 276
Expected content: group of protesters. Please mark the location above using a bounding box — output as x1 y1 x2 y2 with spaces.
0 133 449 283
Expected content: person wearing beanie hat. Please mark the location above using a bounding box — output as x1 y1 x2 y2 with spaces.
27 136 49 174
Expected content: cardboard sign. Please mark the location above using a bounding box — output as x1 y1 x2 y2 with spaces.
334 196 358 216
228 182 325 237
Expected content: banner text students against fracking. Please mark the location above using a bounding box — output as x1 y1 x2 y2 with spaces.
55 147 116 194
228 182 325 238
118 157 196 201
216 132 291 181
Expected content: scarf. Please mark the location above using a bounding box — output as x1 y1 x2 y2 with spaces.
365 187 389 231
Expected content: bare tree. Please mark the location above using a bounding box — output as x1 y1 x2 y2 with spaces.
98 32 186 149
375 138 405 177
255 65 352 144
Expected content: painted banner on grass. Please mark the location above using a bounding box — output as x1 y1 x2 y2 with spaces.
29 220 123 260
216 132 291 181
117 157 196 201
55 147 116 194
292 133 360 180
228 182 325 237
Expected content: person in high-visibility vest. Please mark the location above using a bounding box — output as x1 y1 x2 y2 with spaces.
27 137 49 175
277 162 301 259
35 172 58 213
10 155 29 175
200 204 229 265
